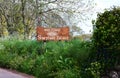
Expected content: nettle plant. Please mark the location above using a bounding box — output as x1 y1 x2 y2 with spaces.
93 7 120 49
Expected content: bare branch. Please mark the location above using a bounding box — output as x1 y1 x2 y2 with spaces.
44 0 58 5
39 8 57 14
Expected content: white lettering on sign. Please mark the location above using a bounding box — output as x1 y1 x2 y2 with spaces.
47 31 58 37
36 27 69 41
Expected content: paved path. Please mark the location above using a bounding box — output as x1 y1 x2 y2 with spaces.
0 68 34 78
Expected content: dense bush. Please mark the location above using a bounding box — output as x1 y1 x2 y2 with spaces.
93 7 120 49
92 7 120 77
32 40 93 78
0 39 96 78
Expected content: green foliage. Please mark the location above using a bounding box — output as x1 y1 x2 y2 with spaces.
32 40 84 78
0 39 96 78
1 40 44 55
63 40 92 66
92 7 120 77
93 7 120 49
55 69 80 78
3 38 117 78
0 51 12 68
85 62 102 78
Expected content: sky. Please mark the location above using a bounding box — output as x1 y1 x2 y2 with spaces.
95 0 120 10
80 0 120 34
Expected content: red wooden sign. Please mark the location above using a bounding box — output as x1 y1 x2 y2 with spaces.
36 26 69 41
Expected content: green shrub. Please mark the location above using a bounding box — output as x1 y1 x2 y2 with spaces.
63 40 92 66
93 7 120 49
19 58 35 74
1 40 44 55
0 51 12 68
92 6 120 76
33 52 58 78
33 51 79 78
55 69 80 78
0 39 94 78
9 56 24 69
85 62 102 78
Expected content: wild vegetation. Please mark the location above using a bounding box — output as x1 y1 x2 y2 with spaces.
92 7 120 77
0 38 119 78
0 1 120 78
0 39 94 78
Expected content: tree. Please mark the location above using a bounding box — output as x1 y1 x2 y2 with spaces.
0 0 95 39
34 0 95 36
93 7 120 49
0 0 35 39
35 0 95 28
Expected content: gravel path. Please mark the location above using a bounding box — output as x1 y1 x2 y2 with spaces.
0 68 35 78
